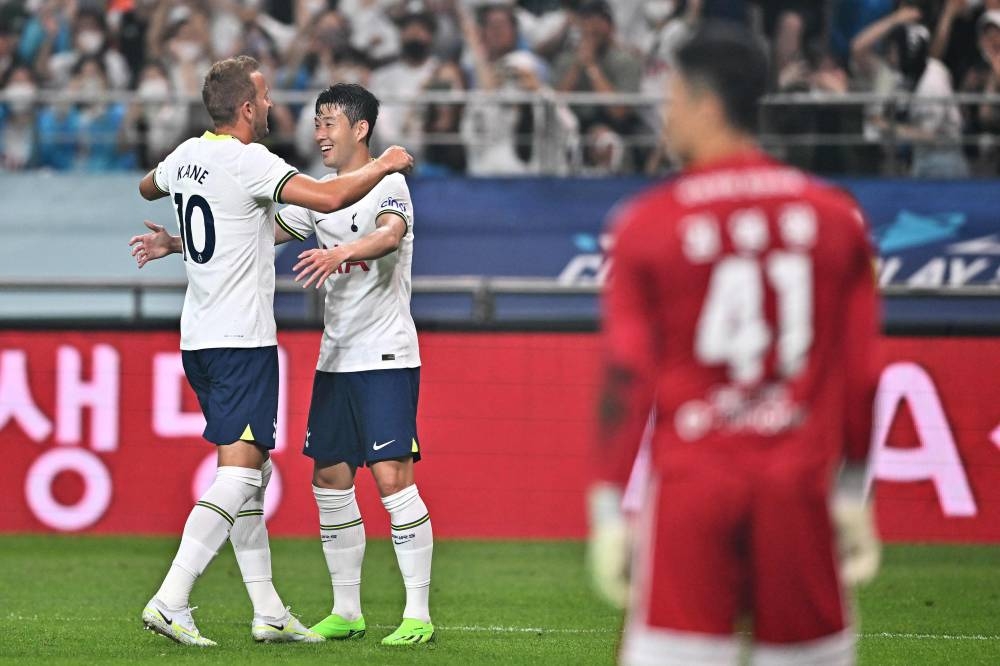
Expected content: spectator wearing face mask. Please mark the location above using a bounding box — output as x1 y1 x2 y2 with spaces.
119 60 189 169
369 10 440 159
145 3 213 102
37 55 132 171
41 8 131 90
851 3 969 178
0 65 39 170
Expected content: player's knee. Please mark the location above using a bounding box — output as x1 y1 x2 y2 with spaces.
371 458 415 498
313 461 355 489
376 477 412 498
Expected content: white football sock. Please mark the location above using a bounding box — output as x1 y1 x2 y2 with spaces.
382 485 433 623
314 485 366 620
229 459 286 618
156 466 262 610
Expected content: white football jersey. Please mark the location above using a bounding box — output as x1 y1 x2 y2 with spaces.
153 131 298 350
276 172 420 373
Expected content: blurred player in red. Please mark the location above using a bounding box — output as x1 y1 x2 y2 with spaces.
588 21 881 666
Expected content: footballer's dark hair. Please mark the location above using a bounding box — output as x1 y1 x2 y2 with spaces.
675 21 769 134
202 55 259 126
314 83 380 145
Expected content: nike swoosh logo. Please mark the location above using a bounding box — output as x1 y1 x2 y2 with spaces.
373 439 396 451
158 610 173 626
266 622 285 631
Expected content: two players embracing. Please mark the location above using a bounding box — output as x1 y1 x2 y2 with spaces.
131 57 433 647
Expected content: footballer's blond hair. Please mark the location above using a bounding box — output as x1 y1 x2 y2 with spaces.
201 55 259 127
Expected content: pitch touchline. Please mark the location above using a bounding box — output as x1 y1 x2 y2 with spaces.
7 615 999 641
372 624 615 634
862 632 1000 641
371 625 1000 641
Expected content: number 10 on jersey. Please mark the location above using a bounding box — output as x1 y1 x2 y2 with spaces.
174 193 216 264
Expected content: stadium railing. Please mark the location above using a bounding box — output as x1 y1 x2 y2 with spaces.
4 89 1000 176
0 277 996 328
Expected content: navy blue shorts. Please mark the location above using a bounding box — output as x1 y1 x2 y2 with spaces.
302 367 421 467
182 346 278 449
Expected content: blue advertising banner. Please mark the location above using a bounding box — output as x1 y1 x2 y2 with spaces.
276 177 1000 285
274 177 1000 327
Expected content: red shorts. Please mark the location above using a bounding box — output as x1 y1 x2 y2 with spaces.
621 455 854 665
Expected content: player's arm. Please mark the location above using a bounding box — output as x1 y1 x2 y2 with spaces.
129 221 181 268
138 168 169 201
274 224 297 245
130 218 304 269
596 214 659 489
278 146 414 214
833 204 882 587
275 206 315 246
293 212 406 289
587 204 659 609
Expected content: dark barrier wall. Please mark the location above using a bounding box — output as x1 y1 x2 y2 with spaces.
2 330 998 542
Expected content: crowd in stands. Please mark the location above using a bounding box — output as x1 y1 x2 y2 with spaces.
1 0 999 177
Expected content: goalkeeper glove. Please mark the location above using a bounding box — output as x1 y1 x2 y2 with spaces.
832 462 881 587
586 483 630 609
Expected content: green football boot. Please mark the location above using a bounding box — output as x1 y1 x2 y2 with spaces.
381 618 435 645
310 613 366 640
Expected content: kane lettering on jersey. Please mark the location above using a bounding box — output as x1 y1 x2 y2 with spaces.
153 131 298 350
276 172 420 373
599 150 879 485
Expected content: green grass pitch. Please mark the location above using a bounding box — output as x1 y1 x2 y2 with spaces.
1 536 999 664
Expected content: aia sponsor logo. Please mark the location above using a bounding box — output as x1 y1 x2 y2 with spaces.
321 243 370 274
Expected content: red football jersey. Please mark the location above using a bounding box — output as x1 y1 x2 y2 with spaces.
599 150 879 486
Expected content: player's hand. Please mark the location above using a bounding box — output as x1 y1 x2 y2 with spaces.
128 220 177 268
586 484 630 609
294 246 348 289
832 497 881 586
832 462 880 587
377 145 415 175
